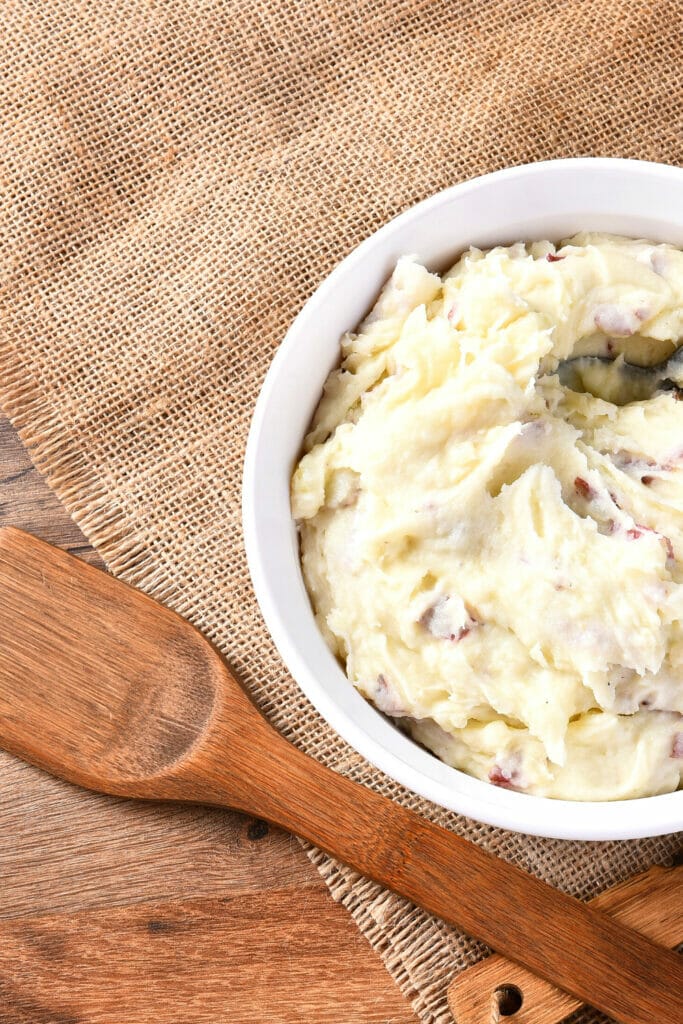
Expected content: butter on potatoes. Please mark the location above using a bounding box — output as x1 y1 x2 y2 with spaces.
291 235 683 800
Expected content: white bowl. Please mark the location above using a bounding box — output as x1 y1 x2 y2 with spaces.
243 158 683 840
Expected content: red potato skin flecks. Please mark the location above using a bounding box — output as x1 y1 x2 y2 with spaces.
374 674 408 718
418 597 478 643
574 476 594 500
546 253 565 263
626 525 675 561
594 304 638 337
489 765 516 788
418 602 439 633
488 753 524 791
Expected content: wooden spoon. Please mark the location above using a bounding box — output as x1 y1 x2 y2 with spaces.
0 526 679 1024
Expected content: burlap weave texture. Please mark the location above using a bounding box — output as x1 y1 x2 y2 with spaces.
0 2 681 1021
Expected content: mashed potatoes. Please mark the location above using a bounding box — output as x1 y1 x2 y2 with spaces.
291 234 683 800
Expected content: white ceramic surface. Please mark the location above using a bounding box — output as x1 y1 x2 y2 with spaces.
243 158 683 840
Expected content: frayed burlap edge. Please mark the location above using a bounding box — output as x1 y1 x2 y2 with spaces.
0 351 203 609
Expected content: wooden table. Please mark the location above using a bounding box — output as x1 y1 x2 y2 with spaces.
0 415 419 1024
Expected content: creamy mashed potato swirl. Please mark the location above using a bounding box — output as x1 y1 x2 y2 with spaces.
291 234 683 800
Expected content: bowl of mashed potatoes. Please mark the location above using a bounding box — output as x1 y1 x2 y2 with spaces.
243 158 683 839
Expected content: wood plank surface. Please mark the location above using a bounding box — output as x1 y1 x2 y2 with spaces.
0 892 414 1024
0 415 419 1024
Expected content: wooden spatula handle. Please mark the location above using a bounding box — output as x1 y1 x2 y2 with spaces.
448 863 683 1024
181 721 682 1024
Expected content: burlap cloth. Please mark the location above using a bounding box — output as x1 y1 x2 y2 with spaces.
0 2 681 1021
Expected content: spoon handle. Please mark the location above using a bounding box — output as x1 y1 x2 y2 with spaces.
199 726 682 1024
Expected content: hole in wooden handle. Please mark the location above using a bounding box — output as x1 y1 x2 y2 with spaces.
449 863 682 1024
490 984 524 1021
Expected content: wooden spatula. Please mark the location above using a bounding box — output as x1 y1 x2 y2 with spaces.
0 527 679 1024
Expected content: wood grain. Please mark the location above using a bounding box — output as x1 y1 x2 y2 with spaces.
448 863 683 1024
0 420 104 567
0 524 680 1024
0 415 419 1024
0 891 415 1024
